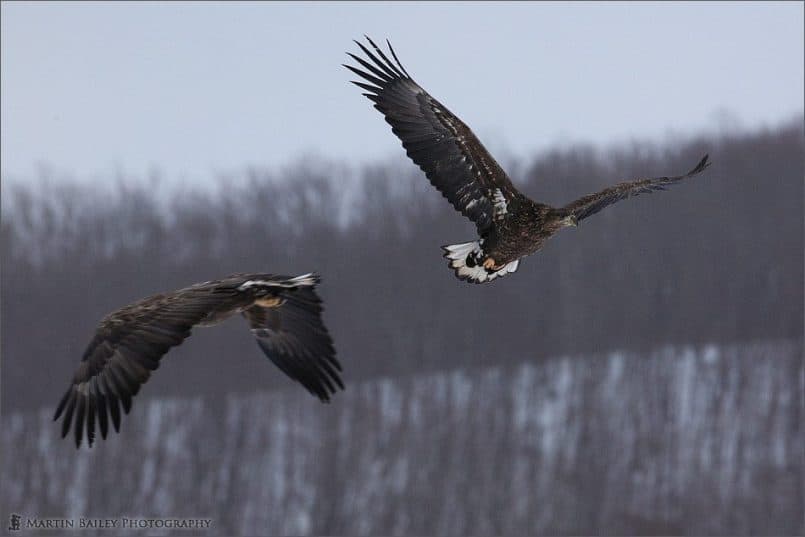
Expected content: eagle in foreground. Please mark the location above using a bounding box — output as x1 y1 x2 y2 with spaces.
345 37 711 283
54 273 342 448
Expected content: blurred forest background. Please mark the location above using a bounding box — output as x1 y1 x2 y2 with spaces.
1 117 803 535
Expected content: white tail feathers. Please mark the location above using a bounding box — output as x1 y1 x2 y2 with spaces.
441 241 520 284
287 272 319 287
238 273 319 291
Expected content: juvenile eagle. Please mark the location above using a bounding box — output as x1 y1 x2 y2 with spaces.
54 273 342 448
345 37 711 283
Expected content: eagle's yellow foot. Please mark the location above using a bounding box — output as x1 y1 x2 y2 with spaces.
483 257 503 271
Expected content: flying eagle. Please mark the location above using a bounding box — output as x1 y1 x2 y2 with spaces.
54 273 342 448
345 37 711 283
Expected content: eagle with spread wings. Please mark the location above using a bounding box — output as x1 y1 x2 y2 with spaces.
345 37 711 283
54 273 342 447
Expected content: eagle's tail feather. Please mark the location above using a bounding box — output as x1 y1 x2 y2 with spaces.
286 273 319 287
237 273 319 292
441 241 519 284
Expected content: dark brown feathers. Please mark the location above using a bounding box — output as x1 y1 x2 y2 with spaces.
564 154 711 222
244 287 342 402
54 273 342 447
345 36 523 233
347 37 712 284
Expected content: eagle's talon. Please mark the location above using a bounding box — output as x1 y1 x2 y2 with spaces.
483 257 503 271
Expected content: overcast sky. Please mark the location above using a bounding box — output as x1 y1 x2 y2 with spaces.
2 1 803 184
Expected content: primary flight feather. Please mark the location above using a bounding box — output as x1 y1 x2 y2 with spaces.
345 37 711 283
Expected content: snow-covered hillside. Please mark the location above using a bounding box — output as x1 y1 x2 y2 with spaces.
2 340 801 535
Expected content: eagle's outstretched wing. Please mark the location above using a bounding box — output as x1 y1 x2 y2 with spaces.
345 37 523 233
54 274 342 448
243 286 341 403
564 155 711 223
53 285 227 448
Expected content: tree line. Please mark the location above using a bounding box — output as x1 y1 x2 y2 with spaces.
2 117 802 411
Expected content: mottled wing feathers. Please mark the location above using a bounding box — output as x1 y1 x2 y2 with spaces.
54 274 344 448
244 286 342 402
565 155 711 222
53 285 232 448
346 37 521 232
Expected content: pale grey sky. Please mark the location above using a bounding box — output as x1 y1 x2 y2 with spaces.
2 1 803 184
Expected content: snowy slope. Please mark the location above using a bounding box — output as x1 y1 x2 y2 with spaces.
2 340 801 535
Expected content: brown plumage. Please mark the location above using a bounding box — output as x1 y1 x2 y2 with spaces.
53 273 342 448
345 37 711 284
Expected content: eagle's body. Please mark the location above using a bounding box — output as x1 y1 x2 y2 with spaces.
476 202 571 266
346 37 711 283
54 273 342 448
